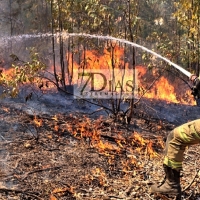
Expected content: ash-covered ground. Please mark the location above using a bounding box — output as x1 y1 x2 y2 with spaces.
1 84 199 125
0 86 200 200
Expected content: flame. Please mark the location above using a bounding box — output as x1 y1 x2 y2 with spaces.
1 68 15 79
144 77 178 102
50 195 57 200
116 139 124 147
147 141 159 158
136 66 195 105
132 132 147 146
65 115 161 158
65 45 130 89
75 45 126 70
54 124 59 132
130 132 160 158
68 47 195 105
115 132 126 147
33 116 42 127
94 140 120 152
136 65 147 77
66 116 115 152
0 44 195 106
50 186 74 199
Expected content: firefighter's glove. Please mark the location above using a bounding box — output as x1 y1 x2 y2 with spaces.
190 75 200 99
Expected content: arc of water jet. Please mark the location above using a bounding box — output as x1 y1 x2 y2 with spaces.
1 32 192 78
67 33 192 78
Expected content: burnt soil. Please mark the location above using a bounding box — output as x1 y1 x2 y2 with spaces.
0 94 200 200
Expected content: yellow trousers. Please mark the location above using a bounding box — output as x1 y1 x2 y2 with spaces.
163 119 200 170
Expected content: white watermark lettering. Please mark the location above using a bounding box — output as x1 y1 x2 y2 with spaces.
73 69 138 99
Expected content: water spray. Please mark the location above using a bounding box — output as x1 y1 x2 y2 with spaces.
0 32 193 78
1 32 200 105
67 33 192 78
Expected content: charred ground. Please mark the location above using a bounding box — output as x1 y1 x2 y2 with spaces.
0 90 200 200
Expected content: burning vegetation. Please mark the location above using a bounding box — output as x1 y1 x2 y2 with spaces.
0 105 165 199
1 102 200 200
0 43 195 107
0 41 199 200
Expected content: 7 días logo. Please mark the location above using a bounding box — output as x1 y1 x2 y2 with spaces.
74 69 138 99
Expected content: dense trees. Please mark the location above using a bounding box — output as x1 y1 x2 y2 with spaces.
174 0 200 75
0 0 199 122
1 0 199 74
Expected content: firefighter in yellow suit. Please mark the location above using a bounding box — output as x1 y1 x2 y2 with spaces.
151 75 200 195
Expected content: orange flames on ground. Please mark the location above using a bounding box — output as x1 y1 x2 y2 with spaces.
67 45 195 105
33 116 42 127
60 115 161 159
131 132 160 158
0 45 195 105
0 68 15 80
50 186 74 200
136 66 195 105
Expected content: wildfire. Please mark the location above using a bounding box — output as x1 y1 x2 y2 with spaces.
33 116 42 127
94 140 120 153
132 132 147 146
75 45 126 70
0 68 15 80
144 76 179 103
147 141 159 158
54 124 59 132
136 66 196 105
0 44 195 105
130 132 159 158
67 46 196 105
50 186 74 200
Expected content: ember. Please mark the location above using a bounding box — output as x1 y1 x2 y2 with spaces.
0 39 199 200
0 83 200 200
34 116 42 127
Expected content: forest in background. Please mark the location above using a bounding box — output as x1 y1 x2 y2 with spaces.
1 2 200 200
0 0 199 75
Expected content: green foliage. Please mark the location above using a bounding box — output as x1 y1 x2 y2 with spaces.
48 0 140 38
3 0 200 74
173 0 200 72
0 48 46 98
